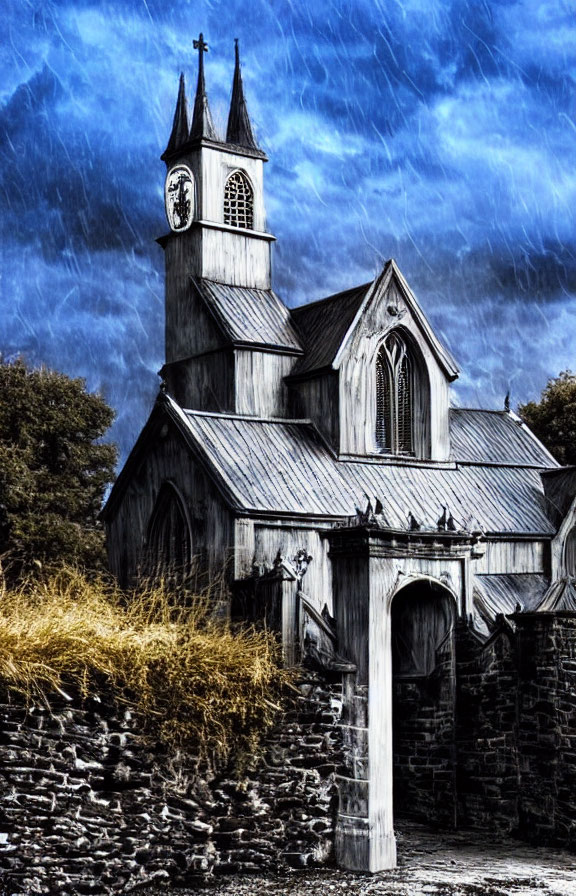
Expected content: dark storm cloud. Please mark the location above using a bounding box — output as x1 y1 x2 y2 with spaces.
0 0 575 461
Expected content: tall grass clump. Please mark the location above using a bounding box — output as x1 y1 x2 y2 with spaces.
0 567 290 759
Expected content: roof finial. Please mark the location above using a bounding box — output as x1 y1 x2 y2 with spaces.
504 390 511 412
226 38 259 150
161 73 190 161
190 32 217 141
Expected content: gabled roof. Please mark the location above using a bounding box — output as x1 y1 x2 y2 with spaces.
288 260 459 381
450 408 559 468
143 401 556 535
105 392 560 537
290 282 370 376
193 278 303 353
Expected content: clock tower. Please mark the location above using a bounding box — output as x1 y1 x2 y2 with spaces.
158 37 299 415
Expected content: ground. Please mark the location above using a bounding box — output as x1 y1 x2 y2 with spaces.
139 822 576 896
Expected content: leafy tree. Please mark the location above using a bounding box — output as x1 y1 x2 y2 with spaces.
0 359 117 578
518 371 576 466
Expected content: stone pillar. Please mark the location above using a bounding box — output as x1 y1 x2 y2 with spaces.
330 533 397 872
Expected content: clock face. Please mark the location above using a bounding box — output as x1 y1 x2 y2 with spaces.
165 165 194 232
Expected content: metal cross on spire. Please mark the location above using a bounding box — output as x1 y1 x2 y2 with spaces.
193 32 209 61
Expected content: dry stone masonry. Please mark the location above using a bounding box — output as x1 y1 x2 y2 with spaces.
0 674 343 895
2 614 576 893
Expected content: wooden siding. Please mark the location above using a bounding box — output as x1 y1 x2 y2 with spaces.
166 351 235 413
253 524 333 614
289 372 340 450
473 539 548 575
200 226 271 289
200 145 267 233
106 421 233 588
235 349 294 417
164 234 226 363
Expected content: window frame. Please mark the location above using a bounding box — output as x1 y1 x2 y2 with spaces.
223 169 254 230
375 329 415 456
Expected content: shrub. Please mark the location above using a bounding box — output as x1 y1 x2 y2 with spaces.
0 567 289 758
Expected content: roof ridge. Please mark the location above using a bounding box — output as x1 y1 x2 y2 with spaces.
197 276 275 294
183 409 314 425
450 407 508 415
291 281 371 314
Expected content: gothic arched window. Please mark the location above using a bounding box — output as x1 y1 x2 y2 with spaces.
146 482 192 581
376 330 414 455
223 170 254 229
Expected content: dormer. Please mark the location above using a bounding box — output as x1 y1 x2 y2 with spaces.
288 260 459 462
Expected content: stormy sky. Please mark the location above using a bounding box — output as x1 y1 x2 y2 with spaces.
1 0 575 462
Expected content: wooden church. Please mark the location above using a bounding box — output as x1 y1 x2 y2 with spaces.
103 37 576 872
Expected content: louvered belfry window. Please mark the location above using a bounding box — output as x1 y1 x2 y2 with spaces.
223 170 254 229
376 330 414 455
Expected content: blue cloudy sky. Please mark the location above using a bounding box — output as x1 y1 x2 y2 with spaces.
1 0 575 461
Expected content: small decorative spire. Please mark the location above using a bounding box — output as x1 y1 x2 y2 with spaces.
190 32 217 141
162 73 190 160
504 390 511 412
226 38 259 149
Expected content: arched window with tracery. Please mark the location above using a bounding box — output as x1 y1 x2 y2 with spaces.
376 330 414 455
146 482 192 582
223 170 254 229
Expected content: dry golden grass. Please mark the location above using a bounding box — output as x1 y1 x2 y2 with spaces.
0 567 290 757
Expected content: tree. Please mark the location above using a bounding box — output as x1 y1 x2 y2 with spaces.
518 371 576 466
0 359 117 578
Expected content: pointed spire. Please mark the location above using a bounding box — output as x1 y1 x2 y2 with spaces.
190 32 217 141
162 73 190 160
226 38 259 150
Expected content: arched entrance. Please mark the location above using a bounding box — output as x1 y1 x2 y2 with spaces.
391 578 457 827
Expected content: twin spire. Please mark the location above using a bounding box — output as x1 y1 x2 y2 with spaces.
162 34 260 160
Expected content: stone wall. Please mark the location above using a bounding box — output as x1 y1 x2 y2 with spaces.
456 621 520 833
516 613 576 848
0 674 343 895
455 612 576 847
393 636 456 826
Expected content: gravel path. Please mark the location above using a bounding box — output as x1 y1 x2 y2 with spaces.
138 823 576 896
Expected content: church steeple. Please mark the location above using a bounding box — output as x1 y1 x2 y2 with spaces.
226 39 259 150
161 73 189 161
189 32 217 142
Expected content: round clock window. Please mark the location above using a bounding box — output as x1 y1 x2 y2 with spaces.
165 165 195 232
